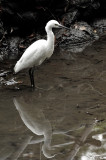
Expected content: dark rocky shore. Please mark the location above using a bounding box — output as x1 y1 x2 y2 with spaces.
0 0 106 61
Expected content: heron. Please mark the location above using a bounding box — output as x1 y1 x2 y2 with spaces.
14 20 69 88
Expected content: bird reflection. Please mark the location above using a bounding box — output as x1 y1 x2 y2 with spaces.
13 96 55 158
13 96 106 160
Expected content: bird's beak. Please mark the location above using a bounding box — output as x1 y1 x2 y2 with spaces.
59 24 70 30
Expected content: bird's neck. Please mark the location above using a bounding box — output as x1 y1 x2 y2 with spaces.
46 29 55 50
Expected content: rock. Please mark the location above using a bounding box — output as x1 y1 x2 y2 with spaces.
0 0 68 35
0 36 21 61
92 19 106 35
57 21 99 53
0 0 106 61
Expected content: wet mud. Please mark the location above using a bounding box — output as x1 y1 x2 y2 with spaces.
0 36 106 159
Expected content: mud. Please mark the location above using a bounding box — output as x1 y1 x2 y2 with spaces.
0 36 106 160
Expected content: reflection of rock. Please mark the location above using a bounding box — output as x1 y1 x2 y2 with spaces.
80 131 106 160
67 120 98 160
93 132 106 142
13 97 55 158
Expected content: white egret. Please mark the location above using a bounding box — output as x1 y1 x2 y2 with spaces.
14 20 69 88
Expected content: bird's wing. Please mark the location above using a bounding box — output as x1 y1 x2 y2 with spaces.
15 40 47 72
23 40 47 64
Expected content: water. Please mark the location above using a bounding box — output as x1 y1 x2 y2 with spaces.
0 36 106 160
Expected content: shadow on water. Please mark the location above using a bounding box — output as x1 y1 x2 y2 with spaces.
0 37 106 159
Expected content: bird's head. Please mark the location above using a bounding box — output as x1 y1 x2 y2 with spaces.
45 20 69 32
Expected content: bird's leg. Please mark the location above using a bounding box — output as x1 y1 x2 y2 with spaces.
29 68 35 88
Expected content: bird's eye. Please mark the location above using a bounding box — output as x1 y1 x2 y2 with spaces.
55 24 58 26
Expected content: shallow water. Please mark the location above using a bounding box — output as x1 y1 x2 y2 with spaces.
0 36 106 160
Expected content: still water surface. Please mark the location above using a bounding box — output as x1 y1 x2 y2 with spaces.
0 37 106 160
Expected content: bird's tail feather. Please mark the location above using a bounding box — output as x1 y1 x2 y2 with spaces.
14 61 20 73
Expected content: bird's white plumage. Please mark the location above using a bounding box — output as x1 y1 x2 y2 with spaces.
14 20 64 74
14 39 48 73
